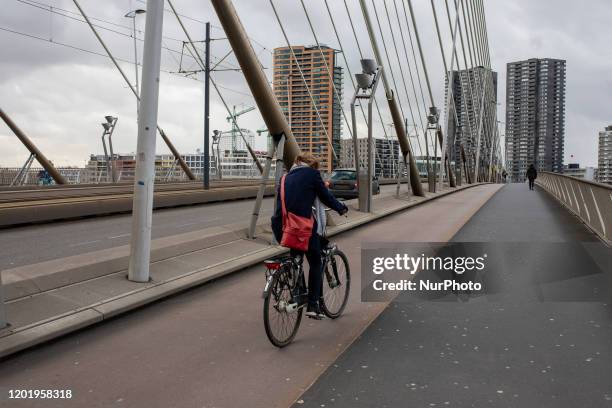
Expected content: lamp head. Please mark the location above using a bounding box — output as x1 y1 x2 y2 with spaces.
105 115 115 124
102 123 111 131
125 9 146 18
355 73 373 90
427 106 439 125
360 59 377 75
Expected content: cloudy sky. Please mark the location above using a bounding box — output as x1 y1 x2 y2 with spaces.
1 0 610 168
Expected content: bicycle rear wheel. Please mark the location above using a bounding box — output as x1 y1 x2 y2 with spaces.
321 249 350 319
263 267 303 347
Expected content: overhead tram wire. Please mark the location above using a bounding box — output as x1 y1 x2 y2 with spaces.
166 0 264 174
16 0 184 45
268 0 338 161
17 0 270 71
12 0 239 72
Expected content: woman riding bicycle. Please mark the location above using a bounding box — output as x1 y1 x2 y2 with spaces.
272 154 348 319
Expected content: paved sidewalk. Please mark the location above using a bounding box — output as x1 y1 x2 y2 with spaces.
293 184 612 408
0 183 484 358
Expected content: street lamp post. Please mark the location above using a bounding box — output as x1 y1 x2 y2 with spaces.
125 9 146 116
350 59 382 213
101 116 118 182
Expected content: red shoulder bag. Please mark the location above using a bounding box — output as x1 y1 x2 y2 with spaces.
280 175 314 251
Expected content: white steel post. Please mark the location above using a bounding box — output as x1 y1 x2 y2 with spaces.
128 0 164 283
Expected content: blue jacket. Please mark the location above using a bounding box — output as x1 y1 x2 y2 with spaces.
271 166 346 241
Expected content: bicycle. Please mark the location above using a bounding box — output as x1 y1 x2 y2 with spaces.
262 238 350 348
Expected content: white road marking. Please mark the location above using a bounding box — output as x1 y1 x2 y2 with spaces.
108 233 130 239
175 217 221 228
69 239 101 247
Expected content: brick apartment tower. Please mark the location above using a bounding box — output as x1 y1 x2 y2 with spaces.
505 58 566 182
273 46 343 173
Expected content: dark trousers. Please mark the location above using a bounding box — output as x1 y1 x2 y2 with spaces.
528 178 535 190
291 232 323 307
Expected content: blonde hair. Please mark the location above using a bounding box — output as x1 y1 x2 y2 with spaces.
295 154 320 170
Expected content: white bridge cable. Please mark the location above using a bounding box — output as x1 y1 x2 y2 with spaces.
406 0 443 171
473 0 497 179
370 0 407 122
382 0 426 159
341 0 394 142
436 0 473 169
303 0 389 174
322 0 387 174
399 0 435 159
268 0 338 161
447 0 479 174
406 0 436 108
390 0 428 158
459 0 483 175
335 0 396 174
300 0 353 141
368 0 423 160
431 0 462 181
463 0 490 180
400 0 429 125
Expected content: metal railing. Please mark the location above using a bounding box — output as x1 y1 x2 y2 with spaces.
537 172 612 244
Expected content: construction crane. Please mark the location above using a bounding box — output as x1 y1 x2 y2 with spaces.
226 105 255 152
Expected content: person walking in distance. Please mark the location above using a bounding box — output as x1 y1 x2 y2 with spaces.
526 164 537 190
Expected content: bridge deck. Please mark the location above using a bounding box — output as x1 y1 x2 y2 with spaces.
294 184 612 408
0 184 501 408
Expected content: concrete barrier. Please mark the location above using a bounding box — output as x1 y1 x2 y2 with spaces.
537 172 612 244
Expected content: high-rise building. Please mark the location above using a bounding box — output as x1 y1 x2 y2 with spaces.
273 45 343 173
505 58 566 182
340 138 400 178
445 67 498 179
598 125 612 184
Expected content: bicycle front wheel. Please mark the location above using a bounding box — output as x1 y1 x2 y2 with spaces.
263 269 303 347
321 249 350 319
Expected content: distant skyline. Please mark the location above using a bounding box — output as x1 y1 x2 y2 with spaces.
1 0 611 168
